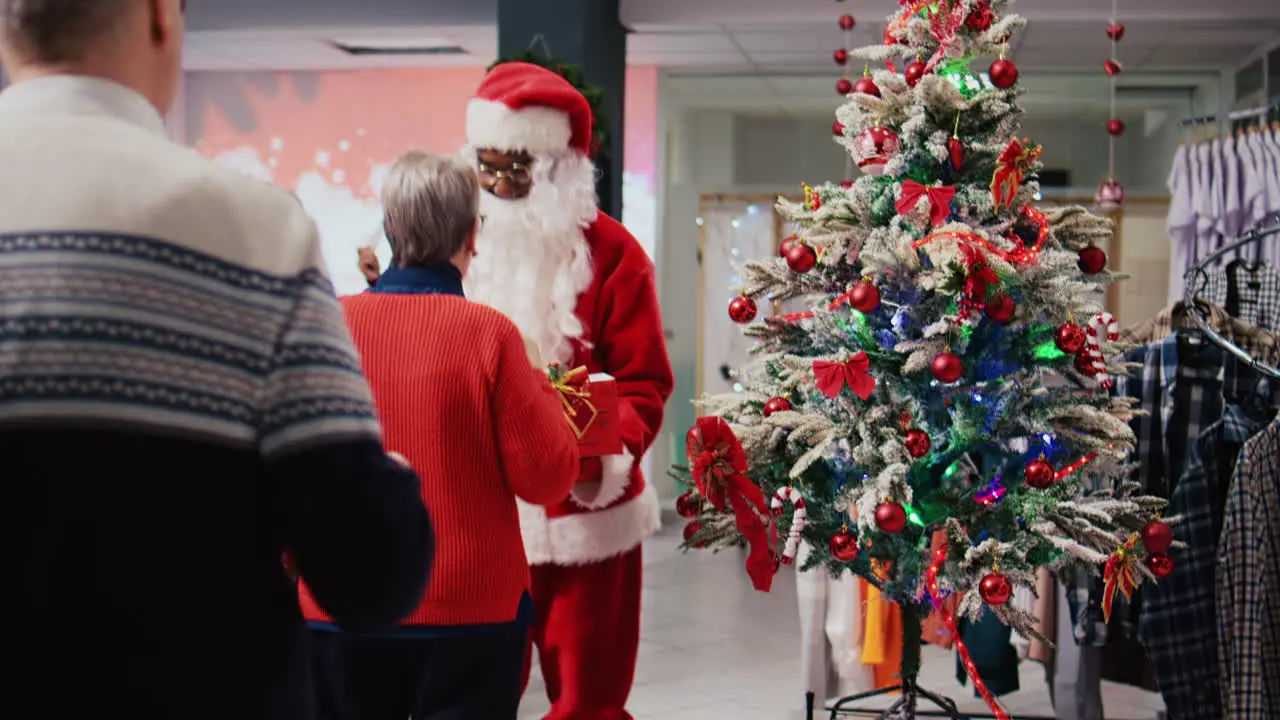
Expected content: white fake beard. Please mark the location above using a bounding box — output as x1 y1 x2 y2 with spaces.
462 148 598 365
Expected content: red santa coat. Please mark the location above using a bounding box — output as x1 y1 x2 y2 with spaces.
517 210 674 566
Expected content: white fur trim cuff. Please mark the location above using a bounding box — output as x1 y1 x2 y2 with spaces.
570 451 634 510
466 98 573 154
518 482 662 566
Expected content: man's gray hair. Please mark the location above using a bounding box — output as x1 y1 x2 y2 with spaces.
382 150 480 268
0 0 134 63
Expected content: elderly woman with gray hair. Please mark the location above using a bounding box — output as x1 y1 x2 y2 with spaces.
299 150 580 719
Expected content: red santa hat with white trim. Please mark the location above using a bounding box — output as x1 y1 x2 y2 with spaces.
465 61 594 156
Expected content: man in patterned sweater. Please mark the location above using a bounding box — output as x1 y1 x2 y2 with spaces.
0 2 434 718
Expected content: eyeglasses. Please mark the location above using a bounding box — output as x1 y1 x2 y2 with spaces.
477 161 531 186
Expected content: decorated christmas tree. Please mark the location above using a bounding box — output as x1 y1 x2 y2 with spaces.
674 0 1174 713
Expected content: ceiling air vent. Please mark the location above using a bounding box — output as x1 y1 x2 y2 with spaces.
329 37 467 56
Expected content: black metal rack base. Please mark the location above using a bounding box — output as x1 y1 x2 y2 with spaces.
805 687 1059 720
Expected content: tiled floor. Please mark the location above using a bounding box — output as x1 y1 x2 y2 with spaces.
518 515 1166 719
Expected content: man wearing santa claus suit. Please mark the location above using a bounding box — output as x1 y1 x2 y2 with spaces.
358 62 673 719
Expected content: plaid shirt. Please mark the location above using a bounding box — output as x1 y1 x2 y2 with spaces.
1217 417 1280 719
1202 261 1280 332
1139 404 1263 720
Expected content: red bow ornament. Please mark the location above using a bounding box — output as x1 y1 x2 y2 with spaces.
686 417 778 592
813 351 877 400
956 243 1001 318
896 180 956 227
990 138 1042 210
1101 534 1141 623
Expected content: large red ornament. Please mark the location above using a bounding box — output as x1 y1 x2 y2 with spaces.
829 530 860 562
852 126 900 176
849 280 881 313
1055 323 1087 353
875 501 907 534
979 572 1013 605
984 294 1016 325
947 136 966 169
904 428 932 458
966 1 994 31
1141 521 1174 554
675 491 701 519
853 76 881 97
779 234 798 257
931 351 964 384
728 295 757 324
833 49 849 65
1106 24 1126 41
1024 457 1056 489
1144 553 1174 578
682 520 708 548
988 58 1019 89
786 243 818 273
1095 177 1126 210
836 78 853 95
1103 59 1122 77
838 14 855 31
763 397 792 418
1106 118 1126 136
904 60 927 87
1077 245 1108 274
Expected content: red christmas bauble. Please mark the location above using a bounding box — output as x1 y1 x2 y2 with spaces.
833 121 846 137
1144 553 1174 578
763 396 792 418
1104 59 1122 77
904 60 927 87
979 572 1013 605
675 491 701 519
1106 23 1125 41
1095 177 1126 210
930 351 964 384
779 234 799 257
1077 245 1108 274
786 243 818 273
852 126 901 176
988 58 1019 89
1024 458 1056 489
1141 521 1174 554
849 281 881 313
838 14 856 31
728 295 758 324
780 554 794 566
947 137 965 169
875 501 908 534
904 428 931 458
1106 118 1126 136
1074 351 1098 376
1055 323 1087 353
829 530 860 562
840 179 855 189
852 76 881 97
836 78 854 95
966 1 994 31
833 48 849 65
984 293 1016 324
682 520 707 548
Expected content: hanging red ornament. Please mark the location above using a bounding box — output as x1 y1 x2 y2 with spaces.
1095 177 1126 210
852 126 901 176
1103 59 1122 77
965 1 994 31
1106 23 1126 41
904 59 927 87
1055 323 1087 353
836 78 853 95
833 48 849 65
675 491 702 519
853 76 881 97
849 279 881 313
728 295 758 324
988 58 1019 89
1141 521 1174 554
931 351 964 384
874 501 907 534
786 243 818 273
979 571 1013 605
833 121 846 137
984 294 1016 324
904 428 932 458
682 520 708 548
762 396 792 418
1077 244 1108 274
838 14 855 31
829 529 860 562
1144 553 1174 578
1106 118 1126 136
840 179 855 189
1024 457 1056 489
779 234 798 257
948 136 966 169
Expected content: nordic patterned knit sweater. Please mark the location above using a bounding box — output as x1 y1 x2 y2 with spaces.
0 76 433 719
301 263 580 628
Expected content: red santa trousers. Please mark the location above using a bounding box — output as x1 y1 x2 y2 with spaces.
522 546 642 719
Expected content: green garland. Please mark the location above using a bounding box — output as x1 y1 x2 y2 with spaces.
488 52 611 164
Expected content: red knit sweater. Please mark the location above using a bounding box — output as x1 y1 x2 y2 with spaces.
299 293 579 626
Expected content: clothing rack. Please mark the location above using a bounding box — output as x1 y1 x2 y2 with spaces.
1179 99 1280 128
1184 213 1280 378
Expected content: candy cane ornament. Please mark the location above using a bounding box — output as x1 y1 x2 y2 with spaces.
770 487 807 564
1085 312 1119 389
